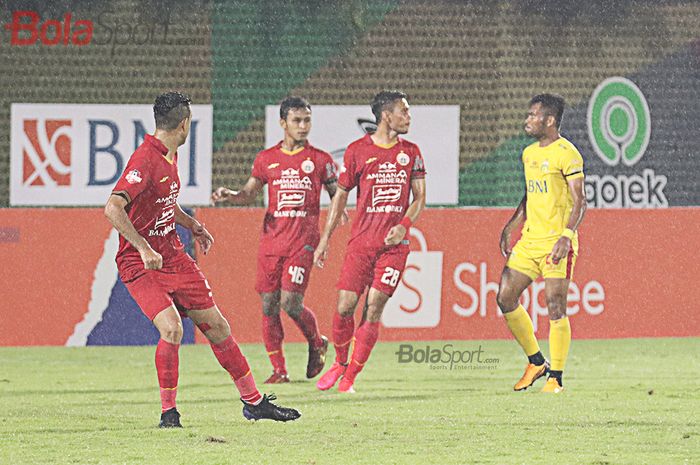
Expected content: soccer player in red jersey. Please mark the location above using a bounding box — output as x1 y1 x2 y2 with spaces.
104 92 300 427
313 90 427 393
211 96 339 383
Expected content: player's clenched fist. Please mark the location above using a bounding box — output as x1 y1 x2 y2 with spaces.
140 247 163 270
211 187 235 204
384 224 406 246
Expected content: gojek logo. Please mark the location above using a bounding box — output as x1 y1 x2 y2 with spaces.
586 77 667 208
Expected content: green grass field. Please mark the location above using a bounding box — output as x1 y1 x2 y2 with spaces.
1 339 698 465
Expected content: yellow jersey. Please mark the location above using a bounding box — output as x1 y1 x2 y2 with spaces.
521 136 584 242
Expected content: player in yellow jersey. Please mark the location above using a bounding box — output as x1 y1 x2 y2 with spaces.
496 94 587 393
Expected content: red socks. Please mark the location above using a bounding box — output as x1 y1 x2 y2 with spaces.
262 314 286 374
333 312 355 364
290 306 323 348
264 307 323 373
344 321 380 384
211 335 262 405
155 339 179 412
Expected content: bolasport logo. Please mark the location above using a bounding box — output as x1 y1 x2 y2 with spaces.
1 7 173 55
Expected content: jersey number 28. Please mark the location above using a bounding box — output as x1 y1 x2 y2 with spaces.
380 267 400 287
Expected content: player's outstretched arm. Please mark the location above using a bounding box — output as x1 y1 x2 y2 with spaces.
174 203 213 255
500 194 527 257
550 176 587 264
314 187 349 268
104 194 162 270
211 177 264 205
385 178 426 246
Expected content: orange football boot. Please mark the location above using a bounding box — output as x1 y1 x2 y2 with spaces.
513 361 550 391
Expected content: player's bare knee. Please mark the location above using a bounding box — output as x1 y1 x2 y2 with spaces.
546 297 568 320
496 289 517 314
337 290 360 317
337 302 355 317
282 302 303 319
365 304 384 323
281 293 304 319
158 321 183 344
261 292 281 317
262 302 281 317
201 316 231 342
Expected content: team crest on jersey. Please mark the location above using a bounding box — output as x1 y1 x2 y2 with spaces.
125 170 142 184
541 160 549 173
126 170 142 184
396 151 410 166
301 159 315 174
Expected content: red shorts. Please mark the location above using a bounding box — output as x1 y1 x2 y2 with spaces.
337 243 410 297
255 245 315 294
120 254 215 320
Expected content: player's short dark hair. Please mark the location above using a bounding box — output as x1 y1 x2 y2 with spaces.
371 90 408 124
280 96 311 120
530 93 565 128
153 91 192 130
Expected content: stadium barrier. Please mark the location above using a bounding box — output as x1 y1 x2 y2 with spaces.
1 208 697 346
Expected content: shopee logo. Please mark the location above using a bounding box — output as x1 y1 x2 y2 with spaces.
22 119 72 186
3 11 93 46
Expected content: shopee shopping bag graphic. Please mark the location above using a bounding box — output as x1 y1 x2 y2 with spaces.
382 228 443 328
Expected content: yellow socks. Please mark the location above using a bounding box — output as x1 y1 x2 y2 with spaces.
549 317 571 371
503 305 541 357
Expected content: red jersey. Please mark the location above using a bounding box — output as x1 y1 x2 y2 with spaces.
338 134 426 249
112 134 185 275
252 142 337 255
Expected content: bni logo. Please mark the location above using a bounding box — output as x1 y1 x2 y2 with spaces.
11 104 213 206
586 77 667 208
21 119 72 186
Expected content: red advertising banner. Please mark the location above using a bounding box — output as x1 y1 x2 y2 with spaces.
1 208 697 346
0 209 113 345
197 208 700 343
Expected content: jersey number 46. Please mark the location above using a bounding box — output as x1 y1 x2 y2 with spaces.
288 266 306 285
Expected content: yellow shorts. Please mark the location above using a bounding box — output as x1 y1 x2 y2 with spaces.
506 238 578 281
